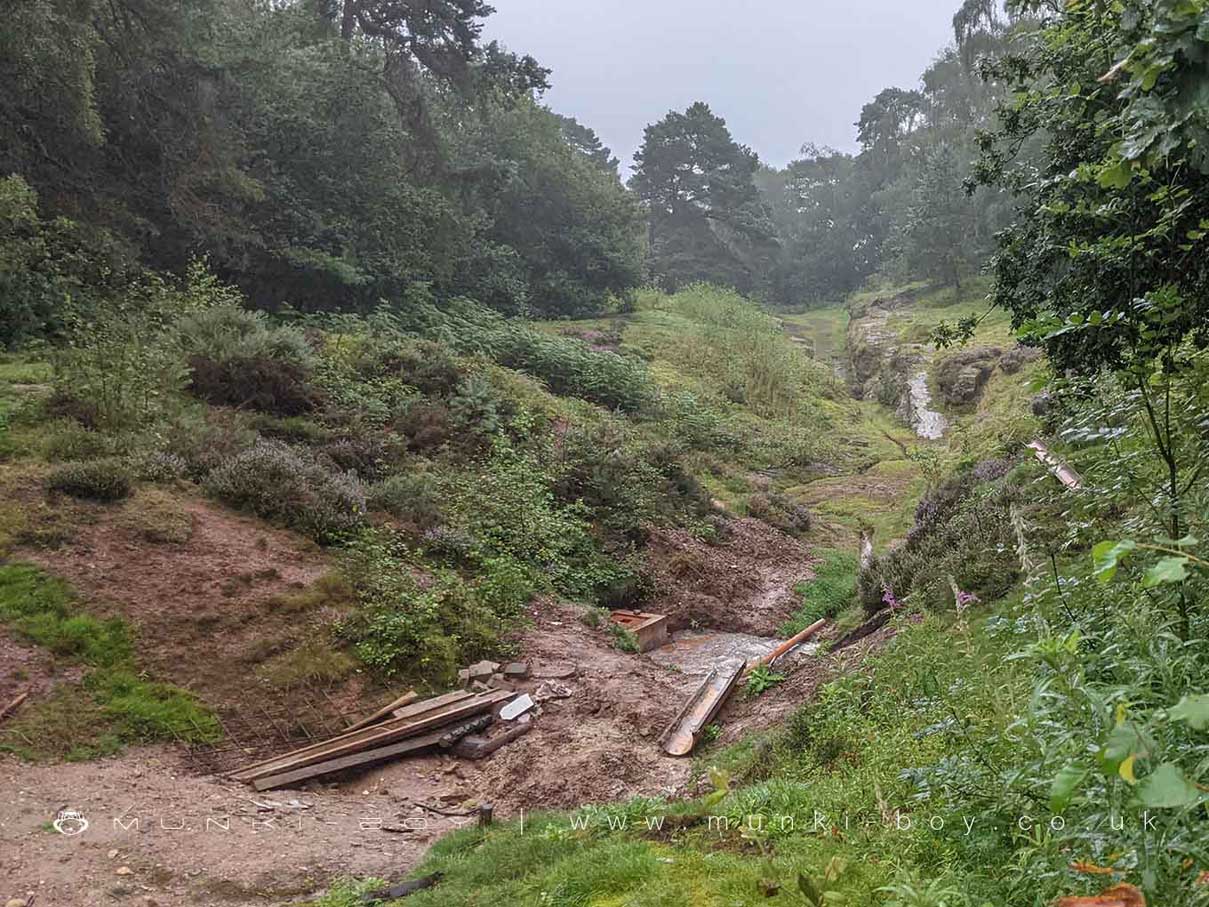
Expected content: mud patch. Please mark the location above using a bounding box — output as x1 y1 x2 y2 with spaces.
363 599 697 814
645 518 815 636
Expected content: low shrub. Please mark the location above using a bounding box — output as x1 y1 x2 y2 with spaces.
249 413 333 444
188 354 321 416
367 472 444 529
320 434 399 482
374 338 462 396
205 441 366 543
395 401 454 452
338 532 522 683
39 419 113 462
746 491 812 537
130 450 189 483
46 458 133 501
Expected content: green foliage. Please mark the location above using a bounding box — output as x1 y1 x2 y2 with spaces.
367 472 444 529
631 102 776 297
782 549 858 635
205 440 367 543
338 531 531 683
744 664 786 698
974 0 1209 377
49 264 225 431
46 457 133 502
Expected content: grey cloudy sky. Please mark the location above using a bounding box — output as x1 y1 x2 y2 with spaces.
484 0 960 172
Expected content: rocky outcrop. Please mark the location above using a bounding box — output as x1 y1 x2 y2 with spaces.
933 344 1043 407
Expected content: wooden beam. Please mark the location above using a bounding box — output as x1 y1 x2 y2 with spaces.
252 730 448 791
233 690 514 782
344 690 419 733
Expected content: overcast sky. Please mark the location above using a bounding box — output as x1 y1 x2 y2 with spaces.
484 0 960 173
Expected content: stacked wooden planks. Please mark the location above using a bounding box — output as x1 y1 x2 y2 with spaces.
231 688 516 791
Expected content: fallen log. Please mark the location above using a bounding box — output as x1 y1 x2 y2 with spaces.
363 872 444 902
450 720 532 759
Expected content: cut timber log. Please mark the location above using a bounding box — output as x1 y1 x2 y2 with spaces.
231 690 514 783
660 661 745 757
344 690 419 733
749 618 828 672
451 720 532 760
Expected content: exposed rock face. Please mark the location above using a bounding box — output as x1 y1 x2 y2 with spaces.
934 346 1002 406
999 345 1042 375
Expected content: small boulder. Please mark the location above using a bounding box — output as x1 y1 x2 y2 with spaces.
502 662 529 679
467 660 500 681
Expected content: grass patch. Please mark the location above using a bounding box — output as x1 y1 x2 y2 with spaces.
257 637 357 687
116 488 194 544
781 548 858 635
0 563 219 760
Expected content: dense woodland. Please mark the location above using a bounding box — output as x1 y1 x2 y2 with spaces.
4 0 1023 343
4 0 1209 905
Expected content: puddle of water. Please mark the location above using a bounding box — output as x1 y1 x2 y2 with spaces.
648 631 817 677
908 372 948 440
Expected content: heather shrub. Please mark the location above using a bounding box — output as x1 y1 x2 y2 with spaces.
187 354 321 416
130 450 189 483
395 400 454 452
746 491 812 537
320 435 398 481
367 473 444 529
46 458 133 502
205 441 366 542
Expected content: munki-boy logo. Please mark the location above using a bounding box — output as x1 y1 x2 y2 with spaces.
52 808 89 836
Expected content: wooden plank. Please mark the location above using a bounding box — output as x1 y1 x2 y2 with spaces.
231 691 490 780
234 691 514 782
391 690 475 721
344 690 419 733
252 730 448 791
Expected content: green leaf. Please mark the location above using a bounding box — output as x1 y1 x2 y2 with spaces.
1169 694 1209 730
1142 556 1189 587
1136 762 1200 809
799 873 822 907
1092 539 1136 583
1097 160 1133 189
1101 721 1145 771
1051 763 1089 811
